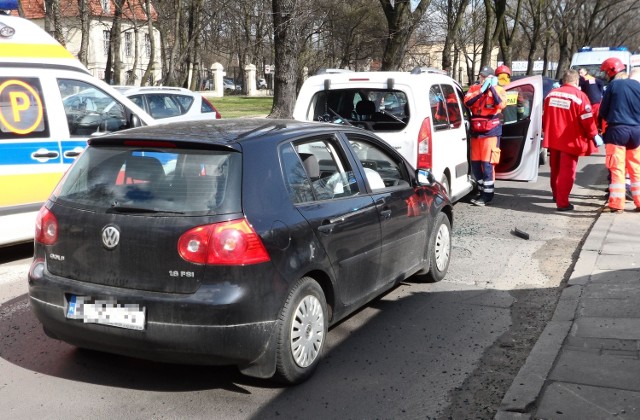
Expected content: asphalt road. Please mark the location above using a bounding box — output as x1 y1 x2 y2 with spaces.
0 152 609 419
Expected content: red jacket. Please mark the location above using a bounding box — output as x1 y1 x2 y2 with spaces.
543 84 598 156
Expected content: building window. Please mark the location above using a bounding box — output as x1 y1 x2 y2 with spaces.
144 33 151 58
103 30 110 56
101 0 110 13
125 32 132 57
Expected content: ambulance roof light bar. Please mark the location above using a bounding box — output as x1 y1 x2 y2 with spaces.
578 46 629 52
0 0 18 13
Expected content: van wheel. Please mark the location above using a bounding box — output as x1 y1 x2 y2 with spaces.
415 212 451 283
274 277 327 385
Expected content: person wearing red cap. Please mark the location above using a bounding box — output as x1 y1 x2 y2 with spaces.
463 65 507 206
599 57 640 212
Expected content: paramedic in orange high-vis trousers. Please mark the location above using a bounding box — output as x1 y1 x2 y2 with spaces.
599 57 640 212
543 69 601 211
463 66 507 206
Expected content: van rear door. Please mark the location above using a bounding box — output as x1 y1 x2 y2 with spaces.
495 75 542 182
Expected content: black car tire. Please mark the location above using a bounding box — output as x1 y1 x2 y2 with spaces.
415 212 451 283
274 276 328 384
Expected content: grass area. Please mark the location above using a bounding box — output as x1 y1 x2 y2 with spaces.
204 95 274 119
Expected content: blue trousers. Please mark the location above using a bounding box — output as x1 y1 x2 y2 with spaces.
472 160 495 201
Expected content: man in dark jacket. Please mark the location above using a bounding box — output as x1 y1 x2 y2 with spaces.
578 68 604 129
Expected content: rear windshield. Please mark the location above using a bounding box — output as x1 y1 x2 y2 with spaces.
309 89 409 132
54 146 241 215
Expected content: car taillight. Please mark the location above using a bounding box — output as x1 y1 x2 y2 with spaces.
417 117 432 169
202 97 222 119
35 207 58 245
178 218 270 265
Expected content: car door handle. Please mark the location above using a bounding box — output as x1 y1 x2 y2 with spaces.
63 150 82 158
32 150 60 160
317 221 335 234
380 209 392 219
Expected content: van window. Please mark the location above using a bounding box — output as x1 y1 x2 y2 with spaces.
503 84 534 124
58 79 128 136
310 89 409 132
430 84 463 131
0 77 49 138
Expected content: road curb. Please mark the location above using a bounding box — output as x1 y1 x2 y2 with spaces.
495 212 616 418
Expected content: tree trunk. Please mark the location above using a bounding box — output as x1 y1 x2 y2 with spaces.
164 0 182 86
379 0 431 70
44 0 65 46
77 0 90 66
141 0 156 87
270 0 306 118
442 0 469 76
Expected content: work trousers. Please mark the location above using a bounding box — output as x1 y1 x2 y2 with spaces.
605 144 640 210
549 149 579 208
471 136 499 202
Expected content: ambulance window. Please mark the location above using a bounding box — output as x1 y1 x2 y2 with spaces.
58 79 129 136
0 77 49 139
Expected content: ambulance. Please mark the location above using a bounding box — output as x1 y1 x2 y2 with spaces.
0 1 155 247
570 46 632 78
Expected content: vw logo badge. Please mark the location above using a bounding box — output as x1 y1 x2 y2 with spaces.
102 225 120 249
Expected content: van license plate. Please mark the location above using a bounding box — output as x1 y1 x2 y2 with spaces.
66 295 146 331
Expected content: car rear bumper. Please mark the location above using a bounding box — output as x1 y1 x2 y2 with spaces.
28 263 279 367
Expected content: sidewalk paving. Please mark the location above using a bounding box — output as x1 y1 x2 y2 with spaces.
496 201 640 419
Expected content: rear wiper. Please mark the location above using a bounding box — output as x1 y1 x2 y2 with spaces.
328 107 355 127
379 109 407 125
107 203 184 214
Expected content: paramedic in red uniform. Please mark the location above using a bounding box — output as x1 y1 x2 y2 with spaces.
599 57 640 212
464 66 507 206
543 69 601 211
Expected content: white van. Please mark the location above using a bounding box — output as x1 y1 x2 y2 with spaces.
293 68 542 202
570 47 632 76
0 9 156 247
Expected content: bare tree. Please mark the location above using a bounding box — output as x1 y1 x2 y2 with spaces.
379 0 431 70
270 0 313 118
497 0 523 68
140 0 157 86
76 0 90 66
439 0 470 75
44 0 65 45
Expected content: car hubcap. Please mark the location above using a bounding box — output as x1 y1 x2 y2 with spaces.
290 295 324 368
434 223 451 272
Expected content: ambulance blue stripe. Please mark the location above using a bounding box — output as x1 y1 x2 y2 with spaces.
0 140 87 165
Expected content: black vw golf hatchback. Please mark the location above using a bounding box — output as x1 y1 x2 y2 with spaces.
28 119 452 384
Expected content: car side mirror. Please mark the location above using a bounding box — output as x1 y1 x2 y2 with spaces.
416 169 435 186
130 114 142 128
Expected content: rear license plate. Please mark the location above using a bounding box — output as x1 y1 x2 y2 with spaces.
66 295 146 331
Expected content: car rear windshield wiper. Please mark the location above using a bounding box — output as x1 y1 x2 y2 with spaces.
379 109 407 125
107 203 184 214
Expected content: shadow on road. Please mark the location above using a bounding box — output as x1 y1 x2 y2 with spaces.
0 278 565 418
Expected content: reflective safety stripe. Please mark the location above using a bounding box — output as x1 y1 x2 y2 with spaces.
581 113 593 119
609 192 625 197
0 43 75 59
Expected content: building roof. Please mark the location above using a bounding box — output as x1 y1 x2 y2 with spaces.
16 0 157 21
